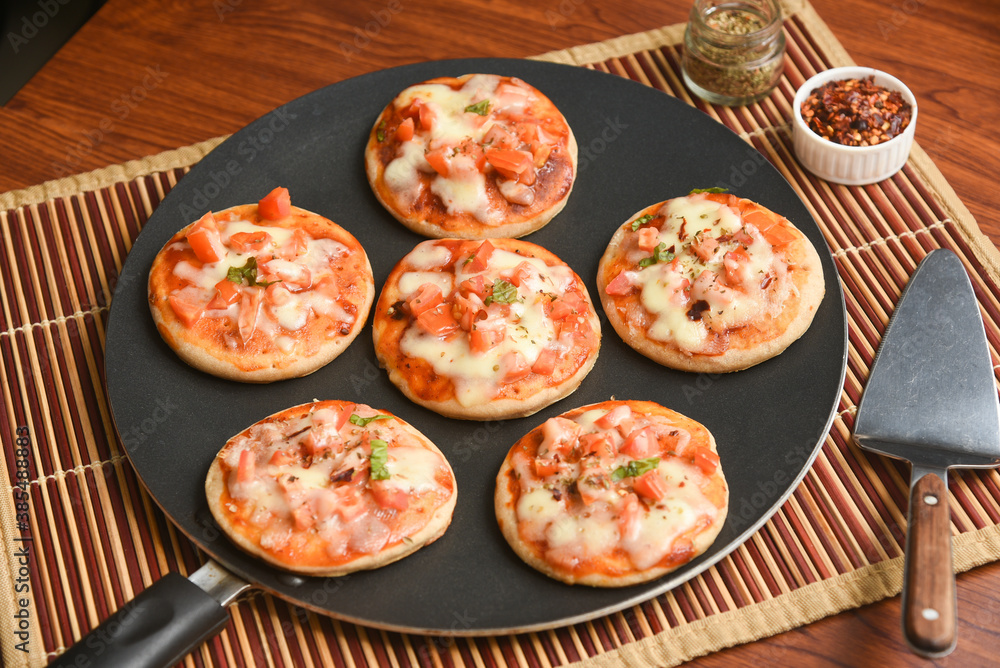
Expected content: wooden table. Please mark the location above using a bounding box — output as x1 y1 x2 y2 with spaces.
2 0 998 665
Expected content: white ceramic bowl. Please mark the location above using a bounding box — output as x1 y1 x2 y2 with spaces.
792 66 917 185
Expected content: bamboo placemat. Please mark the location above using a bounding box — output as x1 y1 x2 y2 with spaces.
4 1 1000 666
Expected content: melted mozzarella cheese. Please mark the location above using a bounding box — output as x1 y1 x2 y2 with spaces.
398 271 455 299
171 217 353 340
628 194 787 350
513 409 720 572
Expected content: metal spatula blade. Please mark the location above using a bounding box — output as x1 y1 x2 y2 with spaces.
853 248 1000 658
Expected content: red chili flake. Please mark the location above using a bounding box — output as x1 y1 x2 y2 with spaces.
800 75 912 147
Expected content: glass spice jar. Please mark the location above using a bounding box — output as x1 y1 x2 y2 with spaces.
681 0 786 106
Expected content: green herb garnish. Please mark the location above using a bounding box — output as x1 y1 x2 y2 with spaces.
226 257 278 287
350 414 393 427
637 243 675 268
611 457 660 481
689 187 728 194
464 100 490 116
631 214 654 231
370 439 390 480
484 279 520 306
376 120 386 142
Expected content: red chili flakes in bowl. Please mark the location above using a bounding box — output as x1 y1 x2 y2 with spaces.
800 75 912 147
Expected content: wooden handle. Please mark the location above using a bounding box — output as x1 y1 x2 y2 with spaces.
903 472 956 657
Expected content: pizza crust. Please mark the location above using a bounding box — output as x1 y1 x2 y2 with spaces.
494 400 729 587
597 193 825 373
148 202 375 383
206 400 457 576
372 238 602 420
365 74 578 239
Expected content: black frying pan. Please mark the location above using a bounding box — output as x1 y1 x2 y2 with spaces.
58 59 847 667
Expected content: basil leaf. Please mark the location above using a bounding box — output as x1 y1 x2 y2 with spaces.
638 243 675 268
484 278 519 306
631 214 654 231
689 187 728 194
464 100 490 116
227 256 279 287
369 439 390 480
350 414 393 427
612 457 661 481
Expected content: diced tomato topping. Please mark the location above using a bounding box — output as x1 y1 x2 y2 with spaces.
533 457 563 477
312 403 355 431
539 417 581 457
637 226 659 252
485 149 534 177
237 288 263 344
620 426 658 459
595 405 632 429
395 117 415 141
370 480 409 510
548 299 575 321
261 259 311 288
502 261 535 288
207 279 240 310
466 240 495 273
291 504 314 531
605 272 634 296
258 187 291 221
724 248 750 286
264 282 292 306
186 212 225 263
469 325 504 353
557 314 590 339
455 138 487 171
416 100 435 131
459 275 489 299
229 230 270 254
483 125 517 150
408 283 444 317
268 450 295 467
693 448 721 475
236 449 255 485
633 470 667 502
617 493 642 538
168 293 205 327
578 433 615 461
501 351 531 382
691 235 719 261
415 303 460 337
424 148 451 177
531 142 552 168
531 347 557 375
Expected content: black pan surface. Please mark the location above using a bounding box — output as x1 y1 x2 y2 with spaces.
104 58 847 635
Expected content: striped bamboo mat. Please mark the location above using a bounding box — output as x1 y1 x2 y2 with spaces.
4 2 1000 666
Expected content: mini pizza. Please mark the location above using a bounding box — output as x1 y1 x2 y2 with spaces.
206 400 458 576
495 400 728 587
148 188 375 383
597 190 825 373
372 238 601 420
365 73 578 239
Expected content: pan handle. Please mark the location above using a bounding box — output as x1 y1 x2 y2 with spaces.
49 567 239 668
902 467 957 658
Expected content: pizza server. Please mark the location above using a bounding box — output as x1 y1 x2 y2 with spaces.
853 248 1000 657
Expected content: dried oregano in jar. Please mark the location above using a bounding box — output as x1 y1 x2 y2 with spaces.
682 0 786 106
